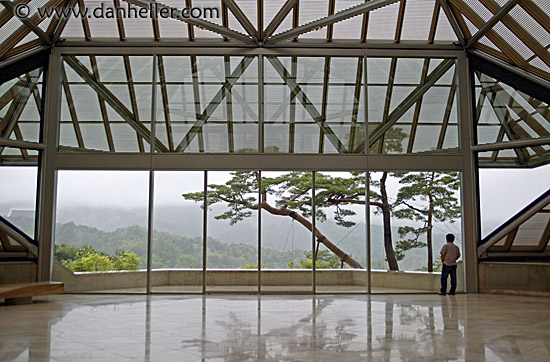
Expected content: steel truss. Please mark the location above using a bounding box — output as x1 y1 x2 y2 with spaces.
0 0 547 292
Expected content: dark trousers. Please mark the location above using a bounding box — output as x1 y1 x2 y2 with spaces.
440 264 457 294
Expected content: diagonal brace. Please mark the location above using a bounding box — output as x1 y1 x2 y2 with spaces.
262 0 298 41
466 0 520 48
267 57 348 153
357 58 455 152
64 55 169 152
265 0 399 45
175 56 255 152
123 0 255 44
222 0 258 42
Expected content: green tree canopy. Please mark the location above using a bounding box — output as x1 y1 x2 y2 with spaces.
394 172 461 272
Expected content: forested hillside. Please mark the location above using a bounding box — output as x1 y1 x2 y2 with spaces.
6 210 456 271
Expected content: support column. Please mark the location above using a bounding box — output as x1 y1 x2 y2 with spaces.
36 48 62 282
457 52 479 293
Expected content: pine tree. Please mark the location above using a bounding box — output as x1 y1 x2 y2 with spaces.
183 171 365 269
393 172 461 272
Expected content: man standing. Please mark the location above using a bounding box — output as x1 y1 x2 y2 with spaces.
439 233 460 295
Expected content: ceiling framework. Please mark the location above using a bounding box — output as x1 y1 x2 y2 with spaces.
0 68 43 164
474 71 550 168
32 54 460 156
0 0 547 166
0 0 547 81
448 0 550 81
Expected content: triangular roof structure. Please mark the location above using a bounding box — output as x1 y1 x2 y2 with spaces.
0 0 549 165
478 188 550 258
0 0 547 81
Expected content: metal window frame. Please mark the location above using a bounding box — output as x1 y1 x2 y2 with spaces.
33 45 482 294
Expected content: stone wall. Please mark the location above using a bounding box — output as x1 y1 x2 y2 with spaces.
0 262 37 284
479 261 550 296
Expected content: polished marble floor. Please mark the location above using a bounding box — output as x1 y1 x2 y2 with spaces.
1 293 549 361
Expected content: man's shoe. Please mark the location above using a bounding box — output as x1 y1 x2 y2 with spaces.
449 292 455 295
438 292 446 296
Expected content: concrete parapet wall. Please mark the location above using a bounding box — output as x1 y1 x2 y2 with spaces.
479 262 550 296
54 261 463 292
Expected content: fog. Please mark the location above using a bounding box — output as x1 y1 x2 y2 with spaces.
1 165 549 237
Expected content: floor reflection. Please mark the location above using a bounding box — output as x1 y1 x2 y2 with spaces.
1 294 549 361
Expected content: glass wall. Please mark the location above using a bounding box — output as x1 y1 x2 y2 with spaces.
60 55 153 152
56 54 460 156
315 171 367 293
261 171 312 292
53 171 149 293
152 171 204 293
206 171 258 292
46 52 474 294
0 166 38 237
478 165 550 238
366 57 458 154
48 169 469 294
369 171 463 293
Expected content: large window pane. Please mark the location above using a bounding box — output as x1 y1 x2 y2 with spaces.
369 171 463 293
152 171 204 292
206 171 258 292
367 57 458 154
156 56 259 153
0 166 38 237
263 57 364 154
315 171 367 293
479 165 550 238
60 55 153 153
52 171 149 293
261 171 312 292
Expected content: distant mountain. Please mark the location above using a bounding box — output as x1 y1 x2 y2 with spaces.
8 203 457 271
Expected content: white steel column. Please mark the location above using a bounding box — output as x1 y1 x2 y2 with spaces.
36 48 62 281
457 52 479 293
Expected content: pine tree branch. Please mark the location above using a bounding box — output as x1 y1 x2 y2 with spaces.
402 201 427 214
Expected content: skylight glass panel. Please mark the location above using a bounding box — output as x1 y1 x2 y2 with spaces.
400 0 433 41
509 5 549 48
124 14 154 39
85 0 118 38
493 22 534 60
61 15 86 38
298 0 328 39
263 0 287 27
332 0 363 39
367 2 399 40
157 18 189 38
0 18 23 45
463 0 492 22
223 9 244 36
235 0 257 30
434 8 459 41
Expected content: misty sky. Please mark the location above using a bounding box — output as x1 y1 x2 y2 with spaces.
1 165 549 236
